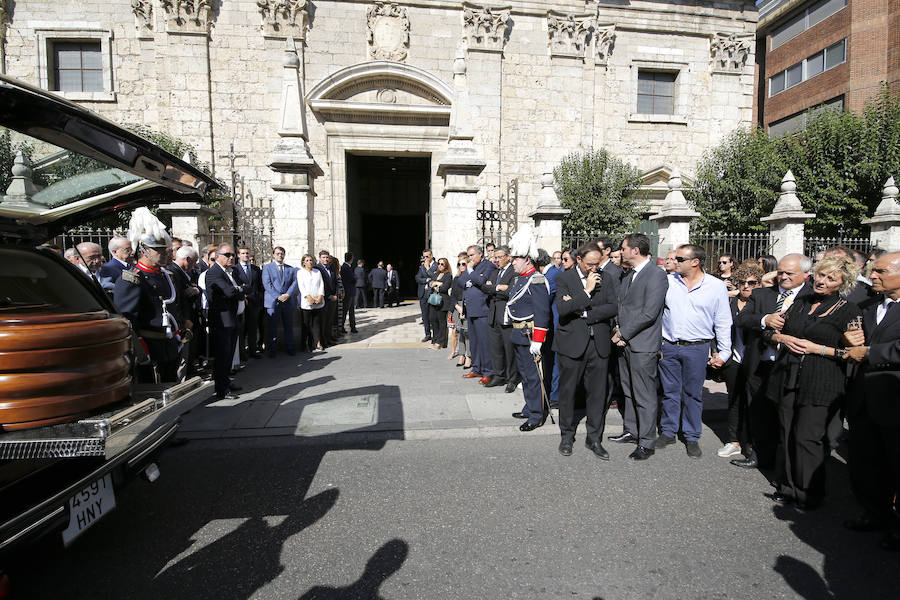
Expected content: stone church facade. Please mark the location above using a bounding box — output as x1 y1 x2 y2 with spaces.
1 0 757 265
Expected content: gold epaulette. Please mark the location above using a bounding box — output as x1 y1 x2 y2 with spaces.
121 269 141 285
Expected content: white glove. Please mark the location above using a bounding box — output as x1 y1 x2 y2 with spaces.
465 280 473 288
529 341 542 356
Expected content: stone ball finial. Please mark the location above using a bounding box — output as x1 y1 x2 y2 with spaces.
11 151 32 177
883 176 898 199
780 170 796 193
668 168 682 191
541 172 555 189
284 36 301 68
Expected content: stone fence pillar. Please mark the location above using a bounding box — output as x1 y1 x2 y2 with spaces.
529 173 569 252
761 170 815 258
649 169 697 256
158 201 213 248
864 176 900 251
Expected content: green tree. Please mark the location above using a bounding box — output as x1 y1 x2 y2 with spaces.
554 148 645 233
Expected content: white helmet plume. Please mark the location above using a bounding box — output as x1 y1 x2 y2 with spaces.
128 206 171 250
508 224 539 260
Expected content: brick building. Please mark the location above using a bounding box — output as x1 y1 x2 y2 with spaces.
755 0 900 135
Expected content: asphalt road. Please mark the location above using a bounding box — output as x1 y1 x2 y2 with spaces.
6 434 896 599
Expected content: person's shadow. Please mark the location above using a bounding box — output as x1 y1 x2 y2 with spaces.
298 539 409 600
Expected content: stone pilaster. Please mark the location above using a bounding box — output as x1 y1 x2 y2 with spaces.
268 36 322 263
258 0 310 40
761 171 815 259
864 176 900 250
649 169 698 256
529 173 569 252
462 3 510 52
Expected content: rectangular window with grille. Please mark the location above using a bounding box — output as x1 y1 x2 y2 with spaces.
636 70 676 115
51 42 103 93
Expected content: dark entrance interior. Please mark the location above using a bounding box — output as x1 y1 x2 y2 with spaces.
346 153 430 299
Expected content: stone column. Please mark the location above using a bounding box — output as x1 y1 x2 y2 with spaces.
529 173 569 252
649 170 698 256
761 170 815 258
864 176 900 250
268 37 322 263
159 202 213 248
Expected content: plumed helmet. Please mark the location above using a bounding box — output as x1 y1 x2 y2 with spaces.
127 207 171 250
508 224 539 260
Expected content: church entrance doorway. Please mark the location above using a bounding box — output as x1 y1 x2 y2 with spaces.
346 153 431 299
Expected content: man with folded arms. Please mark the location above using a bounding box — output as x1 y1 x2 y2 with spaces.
656 244 732 458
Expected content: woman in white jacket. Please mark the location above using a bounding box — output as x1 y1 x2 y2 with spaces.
297 254 325 352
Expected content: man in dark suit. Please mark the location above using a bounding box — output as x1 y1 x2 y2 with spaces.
595 237 625 416
204 243 246 399
731 253 812 468
369 261 387 308
198 244 216 274
340 252 358 333
610 233 668 460
538 250 563 407
386 264 400 307
235 246 264 359
415 249 438 341
316 250 338 344
167 244 201 380
482 245 518 390
462 245 498 383
98 235 133 290
554 241 619 458
354 260 368 309
843 251 900 551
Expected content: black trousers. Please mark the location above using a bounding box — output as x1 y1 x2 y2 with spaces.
300 308 322 352
721 359 749 444
341 289 357 331
373 288 384 308
211 325 237 396
848 410 900 530
488 323 517 382
419 295 431 336
774 395 832 505
321 298 338 344
241 302 262 357
746 362 780 465
558 343 609 445
429 305 448 347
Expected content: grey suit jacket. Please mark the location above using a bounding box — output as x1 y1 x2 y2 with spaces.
617 260 667 353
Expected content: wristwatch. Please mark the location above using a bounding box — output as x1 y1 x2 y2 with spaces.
834 348 848 359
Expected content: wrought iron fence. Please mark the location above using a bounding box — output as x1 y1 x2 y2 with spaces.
804 236 874 260
49 227 123 253
477 178 518 247
560 231 660 254
198 221 274 265
690 232 776 272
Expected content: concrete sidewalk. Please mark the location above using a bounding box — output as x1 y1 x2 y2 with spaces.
179 302 729 443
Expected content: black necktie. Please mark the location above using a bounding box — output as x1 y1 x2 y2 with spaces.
775 289 790 313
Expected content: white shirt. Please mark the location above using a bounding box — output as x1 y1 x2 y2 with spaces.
297 267 325 309
877 297 897 325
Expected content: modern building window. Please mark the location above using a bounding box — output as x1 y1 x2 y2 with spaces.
51 42 103 93
770 0 846 50
636 70 676 115
769 96 844 137
768 38 846 96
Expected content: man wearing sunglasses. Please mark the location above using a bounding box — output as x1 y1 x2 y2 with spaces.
206 243 248 399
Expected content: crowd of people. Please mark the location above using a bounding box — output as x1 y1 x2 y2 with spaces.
422 228 899 553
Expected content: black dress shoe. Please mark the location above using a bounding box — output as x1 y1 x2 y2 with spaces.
505 383 517 393
585 441 610 461
215 392 239 400
350 329 359 333
731 451 759 469
421 336 432 342
484 377 506 388
559 439 573 456
844 514 886 532
519 421 542 432
629 446 654 461
512 412 528 419
609 431 638 444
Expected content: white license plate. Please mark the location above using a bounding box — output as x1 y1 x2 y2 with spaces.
61 473 116 546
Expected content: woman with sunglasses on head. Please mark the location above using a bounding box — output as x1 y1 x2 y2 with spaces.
450 253 472 367
427 258 453 349
716 265 764 459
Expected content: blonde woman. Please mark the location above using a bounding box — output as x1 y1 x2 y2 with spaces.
297 254 325 352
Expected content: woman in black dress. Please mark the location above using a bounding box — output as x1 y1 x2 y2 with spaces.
427 258 453 349
766 254 861 510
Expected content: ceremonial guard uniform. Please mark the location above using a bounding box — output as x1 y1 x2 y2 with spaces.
114 209 181 383
505 226 552 430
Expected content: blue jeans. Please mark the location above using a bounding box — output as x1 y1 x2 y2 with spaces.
658 340 710 442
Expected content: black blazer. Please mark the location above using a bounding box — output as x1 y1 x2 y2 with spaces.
847 298 900 424
340 262 356 294
166 263 197 325
317 263 337 296
553 266 618 359
205 263 245 329
735 283 814 376
233 262 262 306
600 260 622 298
483 264 517 327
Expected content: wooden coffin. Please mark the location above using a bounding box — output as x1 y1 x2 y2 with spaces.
0 311 132 431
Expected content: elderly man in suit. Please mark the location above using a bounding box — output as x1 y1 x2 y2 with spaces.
98 236 133 290
386 263 400 307
205 243 246 399
262 246 298 357
554 241 619 458
482 245 519 390
610 233 668 460
340 252 358 333
731 253 813 469
415 249 439 340
595 236 625 416
462 245 499 383
843 251 900 551
369 261 387 308
167 244 201 380
235 246 264 359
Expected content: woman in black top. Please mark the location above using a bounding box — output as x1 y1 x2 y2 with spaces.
766 255 861 509
450 255 471 367
427 258 453 349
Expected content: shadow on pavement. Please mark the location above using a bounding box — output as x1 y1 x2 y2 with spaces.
298 539 409 600
344 311 421 344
